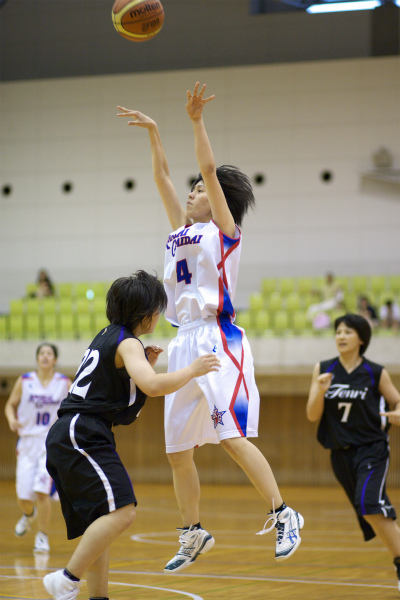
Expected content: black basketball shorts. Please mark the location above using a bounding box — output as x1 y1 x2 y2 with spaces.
330 439 396 541
46 412 137 539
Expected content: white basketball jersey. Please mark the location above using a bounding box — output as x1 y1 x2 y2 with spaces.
17 372 69 437
164 220 241 326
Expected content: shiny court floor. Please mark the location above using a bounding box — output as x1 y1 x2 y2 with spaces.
0 481 399 600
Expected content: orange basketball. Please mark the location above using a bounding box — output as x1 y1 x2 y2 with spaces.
112 0 164 42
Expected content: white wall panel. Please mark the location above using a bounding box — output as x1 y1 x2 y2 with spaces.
0 57 399 311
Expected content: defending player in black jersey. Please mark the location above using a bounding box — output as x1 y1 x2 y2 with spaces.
306 313 400 592
43 271 220 600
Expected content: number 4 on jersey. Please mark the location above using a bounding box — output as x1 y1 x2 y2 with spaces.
176 259 192 284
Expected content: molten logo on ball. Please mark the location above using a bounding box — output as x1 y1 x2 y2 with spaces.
112 0 164 42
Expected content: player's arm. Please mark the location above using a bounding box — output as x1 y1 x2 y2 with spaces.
306 363 332 422
379 368 400 425
117 107 186 230
186 83 236 238
4 376 23 432
116 337 220 397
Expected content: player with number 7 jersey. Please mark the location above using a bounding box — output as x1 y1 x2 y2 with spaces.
306 313 400 591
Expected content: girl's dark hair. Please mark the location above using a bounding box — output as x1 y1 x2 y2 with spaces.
334 313 372 355
36 343 58 359
106 270 167 333
191 165 255 227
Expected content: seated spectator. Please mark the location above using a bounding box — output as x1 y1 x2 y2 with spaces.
379 299 400 331
30 270 55 298
307 272 344 322
357 295 379 329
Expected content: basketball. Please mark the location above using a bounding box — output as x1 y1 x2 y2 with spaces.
112 0 164 42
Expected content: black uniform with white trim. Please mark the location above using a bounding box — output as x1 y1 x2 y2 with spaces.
46 324 147 539
317 356 396 541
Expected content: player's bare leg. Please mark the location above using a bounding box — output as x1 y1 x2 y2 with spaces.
167 448 200 525
85 549 110 598
67 504 136 578
165 448 214 574
364 514 400 591
221 437 304 561
364 514 400 557
220 437 282 505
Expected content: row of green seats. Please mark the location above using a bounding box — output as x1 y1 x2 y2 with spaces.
0 312 175 341
249 290 398 314
261 275 400 297
25 281 111 300
10 297 107 316
235 309 399 338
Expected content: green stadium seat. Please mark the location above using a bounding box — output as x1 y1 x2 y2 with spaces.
59 313 76 339
76 313 94 339
279 277 295 295
75 282 91 299
58 282 73 298
58 298 74 314
261 278 277 297
0 316 9 339
25 314 42 339
25 282 37 297
291 311 310 335
87 282 105 298
369 275 387 296
9 314 25 339
273 310 290 335
254 310 271 336
249 293 264 312
297 277 314 294
351 275 368 294
267 291 282 313
42 297 57 313
10 298 25 315
235 311 252 332
286 292 301 313
25 298 41 315
76 298 92 314
42 313 58 339
388 275 400 296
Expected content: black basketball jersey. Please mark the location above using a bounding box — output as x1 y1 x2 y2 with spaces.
58 323 147 426
317 356 389 450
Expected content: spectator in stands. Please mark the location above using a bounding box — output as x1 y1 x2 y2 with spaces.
307 272 344 325
357 295 379 329
379 299 400 332
30 269 55 298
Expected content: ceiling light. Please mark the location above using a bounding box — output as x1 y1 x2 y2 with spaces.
307 0 381 13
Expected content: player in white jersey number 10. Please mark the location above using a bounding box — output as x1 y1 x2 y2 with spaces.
4 343 71 555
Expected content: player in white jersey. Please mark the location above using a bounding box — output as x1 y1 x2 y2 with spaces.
5 343 71 554
117 82 304 572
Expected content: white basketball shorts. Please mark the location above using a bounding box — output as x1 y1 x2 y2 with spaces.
16 435 53 499
165 316 260 453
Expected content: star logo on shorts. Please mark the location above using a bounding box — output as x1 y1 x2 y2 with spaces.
211 405 226 429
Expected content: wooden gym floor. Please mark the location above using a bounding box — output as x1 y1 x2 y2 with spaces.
0 480 399 600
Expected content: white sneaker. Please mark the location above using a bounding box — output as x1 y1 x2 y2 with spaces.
15 507 37 537
34 531 50 554
164 526 215 574
257 504 304 561
43 569 81 600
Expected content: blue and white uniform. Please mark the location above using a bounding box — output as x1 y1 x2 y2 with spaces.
163 220 260 452
16 372 69 500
